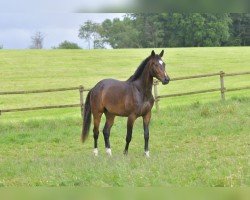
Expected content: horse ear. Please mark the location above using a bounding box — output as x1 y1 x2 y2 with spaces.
151 50 155 57
159 50 164 57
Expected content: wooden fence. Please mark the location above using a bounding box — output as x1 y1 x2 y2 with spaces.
153 71 250 111
0 71 249 116
0 86 91 118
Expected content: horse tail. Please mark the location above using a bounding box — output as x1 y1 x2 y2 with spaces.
81 89 92 143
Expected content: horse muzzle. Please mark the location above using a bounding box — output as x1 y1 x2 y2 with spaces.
162 77 170 85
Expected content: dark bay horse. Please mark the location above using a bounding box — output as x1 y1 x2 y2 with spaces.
82 50 170 157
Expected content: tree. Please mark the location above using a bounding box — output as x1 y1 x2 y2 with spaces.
157 13 231 47
227 13 250 46
131 13 164 48
79 13 242 48
201 14 231 46
99 17 140 48
78 20 103 49
53 40 81 49
30 31 45 49
93 39 105 49
98 13 231 48
0 44 3 49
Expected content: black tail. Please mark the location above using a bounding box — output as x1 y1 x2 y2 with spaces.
81 90 92 143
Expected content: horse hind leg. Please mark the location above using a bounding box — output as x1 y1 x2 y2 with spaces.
103 112 115 156
92 112 102 156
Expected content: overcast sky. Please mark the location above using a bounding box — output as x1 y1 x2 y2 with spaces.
0 0 127 49
0 12 124 49
0 0 131 12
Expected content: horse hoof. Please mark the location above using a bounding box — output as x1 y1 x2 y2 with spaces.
106 148 112 156
123 150 128 155
93 148 98 156
144 151 150 158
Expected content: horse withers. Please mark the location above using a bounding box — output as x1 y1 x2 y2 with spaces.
82 50 170 157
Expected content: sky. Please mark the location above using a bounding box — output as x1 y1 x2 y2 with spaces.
0 13 124 49
0 0 127 49
0 0 131 12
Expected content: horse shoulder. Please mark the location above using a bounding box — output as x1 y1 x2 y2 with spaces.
129 85 154 116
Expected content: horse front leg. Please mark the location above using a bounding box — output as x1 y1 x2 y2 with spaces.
123 115 136 155
143 111 151 157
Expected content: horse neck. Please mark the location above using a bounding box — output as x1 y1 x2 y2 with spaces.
134 64 153 97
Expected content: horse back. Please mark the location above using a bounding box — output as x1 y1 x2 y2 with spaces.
90 79 134 116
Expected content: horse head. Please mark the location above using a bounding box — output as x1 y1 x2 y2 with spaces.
149 50 170 85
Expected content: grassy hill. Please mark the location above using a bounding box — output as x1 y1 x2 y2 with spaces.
0 47 249 186
0 47 249 120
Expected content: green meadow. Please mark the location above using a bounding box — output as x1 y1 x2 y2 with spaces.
0 47 249 186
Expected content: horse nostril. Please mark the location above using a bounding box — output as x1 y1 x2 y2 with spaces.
162 77 169 85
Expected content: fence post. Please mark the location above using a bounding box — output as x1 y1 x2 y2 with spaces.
153 80 159 112
220 71 225 101
79 85 84 119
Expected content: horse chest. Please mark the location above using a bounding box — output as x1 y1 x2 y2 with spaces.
137 98 154 116
141 101 151 112
130 89 153 115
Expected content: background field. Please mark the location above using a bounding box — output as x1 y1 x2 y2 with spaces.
0 47 249 186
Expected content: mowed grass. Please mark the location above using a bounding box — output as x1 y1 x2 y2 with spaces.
0 98 249 186
0 47 249 186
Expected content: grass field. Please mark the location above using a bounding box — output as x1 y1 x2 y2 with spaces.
0 47 249 186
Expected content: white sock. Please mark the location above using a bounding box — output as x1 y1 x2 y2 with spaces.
145 151 150 157
93 148 98 156
106 148 112 156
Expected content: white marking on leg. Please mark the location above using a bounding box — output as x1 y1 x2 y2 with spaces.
93 148 98 156
145 151 150 158
106 148 112 156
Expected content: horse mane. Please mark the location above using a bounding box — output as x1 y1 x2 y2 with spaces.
127 56 151 82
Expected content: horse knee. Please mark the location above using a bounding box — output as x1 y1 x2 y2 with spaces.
103 131 110 140
126 135 132 143
93 128 99 140
93 134 99 140
102 126 107 134
144 131 149 140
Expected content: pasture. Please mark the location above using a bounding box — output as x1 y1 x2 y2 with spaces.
0 47 249 186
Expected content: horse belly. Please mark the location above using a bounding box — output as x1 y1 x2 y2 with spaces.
103 87 131 116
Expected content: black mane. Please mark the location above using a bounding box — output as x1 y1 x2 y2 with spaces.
127 56 151 82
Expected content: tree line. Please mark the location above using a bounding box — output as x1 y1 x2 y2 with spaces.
79 13 250 49
2 13 248 50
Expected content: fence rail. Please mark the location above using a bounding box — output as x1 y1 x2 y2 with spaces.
153 70 250 111
0 71 249 116
0 104 80 115
157 88 221 99
224 71 250 77
0 86 90 95
0 85 90 118
170 72 221 81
